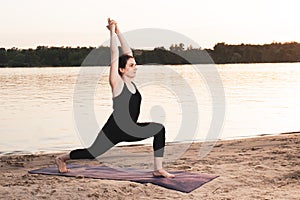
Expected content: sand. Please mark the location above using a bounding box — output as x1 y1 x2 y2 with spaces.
1 132 299 199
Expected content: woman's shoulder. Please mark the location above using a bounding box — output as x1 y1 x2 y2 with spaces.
112 80 125 99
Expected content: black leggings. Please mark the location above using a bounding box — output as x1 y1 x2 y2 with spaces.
70 122 165 159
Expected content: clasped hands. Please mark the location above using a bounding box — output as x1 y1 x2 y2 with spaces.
106 18 119 34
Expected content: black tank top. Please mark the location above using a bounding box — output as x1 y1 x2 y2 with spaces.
112 82 142 123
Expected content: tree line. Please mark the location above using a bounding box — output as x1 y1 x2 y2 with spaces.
0 42 300 67
209 42 300 63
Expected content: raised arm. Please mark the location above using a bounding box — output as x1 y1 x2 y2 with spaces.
107 19 122 88
115 22 133 56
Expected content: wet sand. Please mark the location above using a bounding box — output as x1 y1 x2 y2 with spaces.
1 132 299 199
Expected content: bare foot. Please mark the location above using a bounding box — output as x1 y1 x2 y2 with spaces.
55 156 70 173
152 169 175 178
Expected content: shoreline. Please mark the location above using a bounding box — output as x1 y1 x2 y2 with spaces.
1 132 299 199
1 131 299 157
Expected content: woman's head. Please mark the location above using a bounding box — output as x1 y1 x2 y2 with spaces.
118 54 137 77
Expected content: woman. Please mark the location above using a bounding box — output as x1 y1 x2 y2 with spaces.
55 18 174 178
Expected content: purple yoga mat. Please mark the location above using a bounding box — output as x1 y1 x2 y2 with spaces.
29 164 218 193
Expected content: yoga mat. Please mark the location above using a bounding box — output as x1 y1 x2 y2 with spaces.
29 164 218 193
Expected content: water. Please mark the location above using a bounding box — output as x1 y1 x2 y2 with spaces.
0 63 300 155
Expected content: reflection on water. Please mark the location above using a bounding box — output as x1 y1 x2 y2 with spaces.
0 63 300 154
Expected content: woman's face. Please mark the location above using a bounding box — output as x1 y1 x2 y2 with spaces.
120 58 137 78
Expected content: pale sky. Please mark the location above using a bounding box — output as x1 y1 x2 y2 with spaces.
1 0 300 49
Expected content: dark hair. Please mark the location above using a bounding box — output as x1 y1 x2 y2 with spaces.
118 54 134 76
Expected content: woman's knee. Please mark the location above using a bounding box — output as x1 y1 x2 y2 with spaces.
153 123 165 139
153 123 165 133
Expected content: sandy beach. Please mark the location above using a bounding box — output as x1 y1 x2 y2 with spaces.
1 132 299 199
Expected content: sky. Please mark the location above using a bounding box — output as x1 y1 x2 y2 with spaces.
1 0 300 49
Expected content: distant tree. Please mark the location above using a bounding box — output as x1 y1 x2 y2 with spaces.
154 46 166 51
0 48 7 67
169 43 185 51
178 43 184 51
8 53 26 67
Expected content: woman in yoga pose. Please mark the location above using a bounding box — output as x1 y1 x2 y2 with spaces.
55 18 174 178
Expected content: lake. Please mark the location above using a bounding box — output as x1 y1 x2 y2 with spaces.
1 63 300 155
